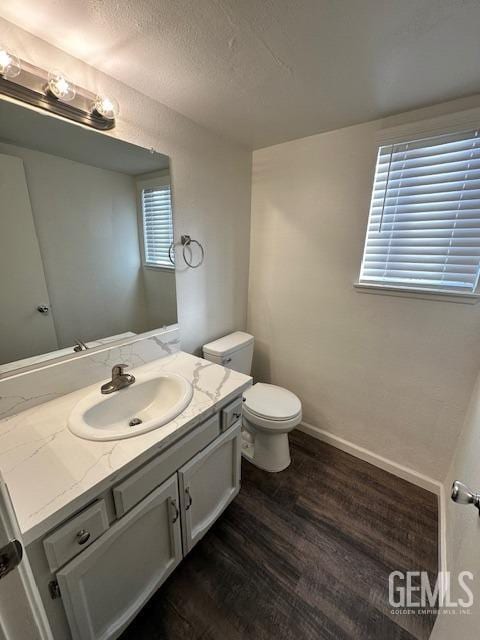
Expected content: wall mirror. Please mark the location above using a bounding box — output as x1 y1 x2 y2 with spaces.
0 99 177 375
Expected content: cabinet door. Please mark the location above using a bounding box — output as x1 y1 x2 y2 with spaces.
179 423 241 554
57 475 182 640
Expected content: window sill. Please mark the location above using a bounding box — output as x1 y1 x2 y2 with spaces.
143 263 175 273
353 282 480 305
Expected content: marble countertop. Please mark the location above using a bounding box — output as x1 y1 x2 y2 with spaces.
0 352 251 545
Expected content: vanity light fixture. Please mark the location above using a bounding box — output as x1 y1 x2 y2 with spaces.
0 52 118 130
0 46 21 78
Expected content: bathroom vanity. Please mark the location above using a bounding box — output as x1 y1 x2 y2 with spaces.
0 89 252 640
0 351 251 640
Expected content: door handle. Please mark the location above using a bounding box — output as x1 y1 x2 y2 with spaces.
170 498 179 523
451 481 480 514
185 487 193 510
36 304 50 314
0 540 23 580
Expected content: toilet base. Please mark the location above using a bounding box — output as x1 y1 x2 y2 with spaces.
241 430 291 473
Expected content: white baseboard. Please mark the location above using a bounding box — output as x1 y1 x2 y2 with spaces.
297 421 447 575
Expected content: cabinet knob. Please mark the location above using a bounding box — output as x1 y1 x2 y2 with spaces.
76 529 91 545
185 487 193 510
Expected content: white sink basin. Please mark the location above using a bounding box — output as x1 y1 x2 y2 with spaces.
68 371 193 441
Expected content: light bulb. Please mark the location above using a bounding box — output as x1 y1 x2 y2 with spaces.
93 95 119 120
47 70 76 101
0 47 21 79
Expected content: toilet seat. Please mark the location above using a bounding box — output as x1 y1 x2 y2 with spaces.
243 405 301 433
243 383 302 432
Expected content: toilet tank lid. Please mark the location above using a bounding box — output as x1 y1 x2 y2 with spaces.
203 331 254 357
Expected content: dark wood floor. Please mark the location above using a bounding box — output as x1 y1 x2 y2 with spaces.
120 431 438 640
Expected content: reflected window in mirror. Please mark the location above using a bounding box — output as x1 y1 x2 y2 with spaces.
137 175 175 270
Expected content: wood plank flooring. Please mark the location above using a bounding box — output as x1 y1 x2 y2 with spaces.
120 430 438 640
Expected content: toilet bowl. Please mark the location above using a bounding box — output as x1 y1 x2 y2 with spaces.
202 332 302 472
242 383 302 472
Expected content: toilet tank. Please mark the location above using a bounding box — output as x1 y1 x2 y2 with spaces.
202 331 254 375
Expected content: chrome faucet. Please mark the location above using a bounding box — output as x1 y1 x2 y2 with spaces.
101 364 136 395
73 338 88 352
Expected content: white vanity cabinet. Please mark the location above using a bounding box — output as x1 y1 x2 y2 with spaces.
57 476 182 640
32 408 243 640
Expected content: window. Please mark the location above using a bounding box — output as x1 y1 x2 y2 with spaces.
141 183 174 269
358 129 480 296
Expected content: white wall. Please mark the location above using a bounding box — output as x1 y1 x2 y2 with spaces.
249 100 480 481
430 371 480 638
0 17 252 355
143 269 177 328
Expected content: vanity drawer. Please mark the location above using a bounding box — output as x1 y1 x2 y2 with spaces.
221 396 243 431
113 413 220 517
43 500 109 573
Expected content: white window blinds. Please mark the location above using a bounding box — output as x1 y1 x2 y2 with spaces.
359 129 480 293
142 185 174 268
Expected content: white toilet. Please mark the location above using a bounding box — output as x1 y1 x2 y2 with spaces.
203 332 302 472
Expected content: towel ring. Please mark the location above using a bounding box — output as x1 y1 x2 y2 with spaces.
168 241 176 265
181 235 204 269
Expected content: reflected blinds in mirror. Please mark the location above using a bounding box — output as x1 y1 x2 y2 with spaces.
142 185 174 268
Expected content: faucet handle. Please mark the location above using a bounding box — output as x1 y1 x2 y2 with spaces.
112 363 129 377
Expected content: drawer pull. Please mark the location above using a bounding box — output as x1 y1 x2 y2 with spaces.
170 499 179 523
233 412 241 421
76 529 91 545
185 487 193 510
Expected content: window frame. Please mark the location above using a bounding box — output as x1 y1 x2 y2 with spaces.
355 116 480 304
136 174 175 272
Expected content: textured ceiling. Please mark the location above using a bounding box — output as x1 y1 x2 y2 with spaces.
1 0 480 149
